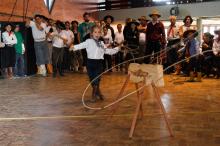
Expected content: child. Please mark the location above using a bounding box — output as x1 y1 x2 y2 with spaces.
69 25 120 102
2 24 17 79
14 25 26 77
183 29 201 82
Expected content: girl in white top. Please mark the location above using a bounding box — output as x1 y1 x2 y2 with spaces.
2 24 17 78
114 24 124 71
102 26 113 72
69 25 120 102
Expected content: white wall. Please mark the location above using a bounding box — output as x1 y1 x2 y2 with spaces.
97 1 220 21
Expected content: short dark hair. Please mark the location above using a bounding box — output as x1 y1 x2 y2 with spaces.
34 14 42 19
103 26 108 30
83 12 90 18
183 15 193 24
71 20 78 26
65 21 70 25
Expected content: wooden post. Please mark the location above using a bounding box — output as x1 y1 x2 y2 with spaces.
152 83 174 137
129 83 143 138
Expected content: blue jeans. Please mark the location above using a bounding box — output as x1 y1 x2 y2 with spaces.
14 53 25 76
86 59 103 86
34 41 49 65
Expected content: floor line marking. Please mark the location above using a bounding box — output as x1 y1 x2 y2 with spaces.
0 111 220 121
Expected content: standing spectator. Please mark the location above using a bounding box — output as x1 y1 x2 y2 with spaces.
103 15 115 40
137 16 148 61
179 15 196 39
201 32 214 77
212 29 220 78
62 21 74 72
78 12 95 67
123 18 133 42
102 26 113 72
125 20 139 49
124 20 139 73
166 15 180 74
145 9 166 64
103 15 115 72
45 18 56 74
50 21 67 78
0 41 5 79
26 14 49 77
114 24 124 71
1 24 17 79
14 25 26 77
71 20 83 73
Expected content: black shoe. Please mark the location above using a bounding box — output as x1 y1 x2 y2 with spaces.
53 72 56 78
97 94 105 100
90 97 97 103
59 73 64 77
96 85 105 100
90 85 98 102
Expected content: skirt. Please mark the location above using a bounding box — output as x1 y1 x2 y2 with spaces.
0 45 16 68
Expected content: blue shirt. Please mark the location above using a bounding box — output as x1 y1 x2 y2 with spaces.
189 39 200 56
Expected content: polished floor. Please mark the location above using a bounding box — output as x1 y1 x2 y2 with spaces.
0 73 220 146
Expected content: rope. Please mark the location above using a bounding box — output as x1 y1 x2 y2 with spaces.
24 0 30 20
23 0 25 22
81 30 207 110
8 0 18 22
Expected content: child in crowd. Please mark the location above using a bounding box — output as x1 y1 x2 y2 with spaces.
183 29 201 82
14 25 26 77
69 25 120 102
2 24 17 79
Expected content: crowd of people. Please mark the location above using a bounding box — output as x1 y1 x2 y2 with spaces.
0 9 220 83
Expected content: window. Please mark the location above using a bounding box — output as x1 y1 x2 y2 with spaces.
203 26 208 33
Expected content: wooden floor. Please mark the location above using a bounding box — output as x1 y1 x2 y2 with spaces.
0 73 220 146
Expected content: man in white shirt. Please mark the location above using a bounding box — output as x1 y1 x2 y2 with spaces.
26 14 49 76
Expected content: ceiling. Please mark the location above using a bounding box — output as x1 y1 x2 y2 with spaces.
91 0 218 11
